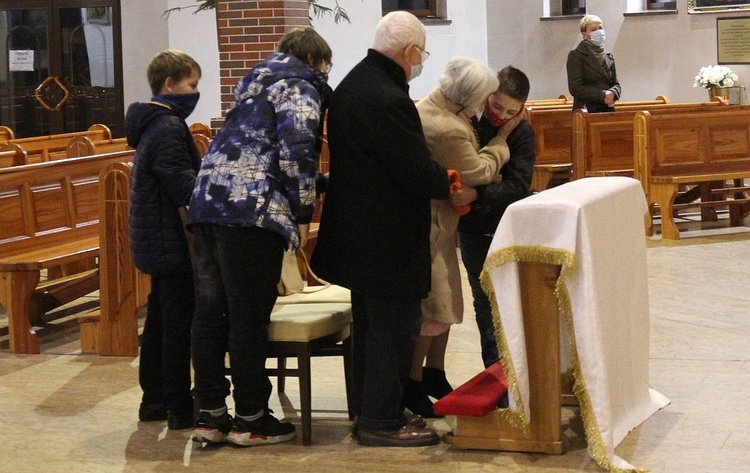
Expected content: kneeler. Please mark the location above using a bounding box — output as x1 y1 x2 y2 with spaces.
433 261 569 454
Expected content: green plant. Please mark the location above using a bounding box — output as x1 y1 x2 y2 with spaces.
163 0 351 23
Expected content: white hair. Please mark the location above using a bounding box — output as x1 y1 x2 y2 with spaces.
372 11 426 56
438 56 499 113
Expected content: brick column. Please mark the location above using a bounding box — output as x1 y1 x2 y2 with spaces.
214 1 310 118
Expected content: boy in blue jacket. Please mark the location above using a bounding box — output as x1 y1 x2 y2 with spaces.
125 49 202 430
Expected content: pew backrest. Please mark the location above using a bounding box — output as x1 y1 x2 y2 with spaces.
7 124 112 164
572 101 728 180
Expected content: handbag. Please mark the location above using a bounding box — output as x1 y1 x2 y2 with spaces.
277 247 330 296
277 249 305 296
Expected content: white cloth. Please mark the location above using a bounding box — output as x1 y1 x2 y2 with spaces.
482 177 669 472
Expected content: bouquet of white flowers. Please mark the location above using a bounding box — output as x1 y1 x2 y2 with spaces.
694 65 738 89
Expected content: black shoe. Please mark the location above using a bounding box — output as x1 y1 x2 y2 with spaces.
168 410 194 430
422 367 453 399
354 424 440 447
227 410 296 446
403 379 443 418
350 412 426 434
138 403 167 422
192 411 233 444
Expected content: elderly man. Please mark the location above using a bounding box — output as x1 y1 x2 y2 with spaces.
311 11 451 447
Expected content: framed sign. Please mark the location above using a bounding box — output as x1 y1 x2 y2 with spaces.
689 0 750 14
717 17 750 64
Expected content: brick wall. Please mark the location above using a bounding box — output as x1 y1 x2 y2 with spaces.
214 1 310 115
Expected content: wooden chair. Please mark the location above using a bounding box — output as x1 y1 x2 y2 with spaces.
266 242 355 446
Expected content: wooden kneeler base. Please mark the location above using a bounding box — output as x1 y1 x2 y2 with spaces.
439 262 566 455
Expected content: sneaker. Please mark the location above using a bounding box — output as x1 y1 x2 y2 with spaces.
192 411 233 444
227 410 296 446
139 402 167 422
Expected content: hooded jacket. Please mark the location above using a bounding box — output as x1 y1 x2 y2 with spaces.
125 102 201 275
186 53 331 251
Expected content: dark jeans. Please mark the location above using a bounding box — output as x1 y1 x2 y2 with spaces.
458 231 499 368
351 290 421 430
139 271 194 413
190 224 285 416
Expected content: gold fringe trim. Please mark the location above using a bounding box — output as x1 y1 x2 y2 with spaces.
482 245 648 473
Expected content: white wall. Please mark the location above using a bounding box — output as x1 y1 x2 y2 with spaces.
121 0 750 120
486 0 750 103
314 1 489 100
120 0 221 126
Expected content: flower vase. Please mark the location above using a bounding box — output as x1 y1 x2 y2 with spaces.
709 86 744 104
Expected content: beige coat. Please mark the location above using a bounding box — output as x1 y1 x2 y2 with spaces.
416 86 510 325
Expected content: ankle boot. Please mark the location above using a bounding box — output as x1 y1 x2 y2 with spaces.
403 379 443 418
422 367 453 399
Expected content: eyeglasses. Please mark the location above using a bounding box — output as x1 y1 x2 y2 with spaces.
325 62 333 74
414 44 430 60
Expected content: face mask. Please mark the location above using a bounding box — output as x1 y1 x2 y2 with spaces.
588 29 605 47
152 92 200 119
314 69 329 83
483 102 511 128
409 48 429 81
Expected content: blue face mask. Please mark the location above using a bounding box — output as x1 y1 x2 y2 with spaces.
588 29 606 47
151 92 200 119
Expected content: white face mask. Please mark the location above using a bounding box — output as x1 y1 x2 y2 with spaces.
588 29 605 47
409 49 429 81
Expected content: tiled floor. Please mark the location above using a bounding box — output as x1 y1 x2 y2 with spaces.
1 223 749 472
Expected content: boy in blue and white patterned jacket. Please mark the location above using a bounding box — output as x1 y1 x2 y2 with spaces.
187 27 332 447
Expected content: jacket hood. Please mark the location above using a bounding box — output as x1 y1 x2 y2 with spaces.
233 52 332 107
124 102 174 148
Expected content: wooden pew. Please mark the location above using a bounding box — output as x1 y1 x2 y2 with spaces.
0 125 15 142
525 95 572 107
6 124 112 164
634 106 750 239
78 162 149 356
0 143 27 168
0 150 135 353
526 95 673 192
571 101 727 180
66 136 131 158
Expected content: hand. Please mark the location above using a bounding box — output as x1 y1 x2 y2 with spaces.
604 90 616 107
298 223 309 249
450 185 477 207
496 110 524 140
492 173 503 184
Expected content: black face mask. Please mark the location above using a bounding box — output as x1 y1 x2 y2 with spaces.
314 69 329 83
151 92 200 119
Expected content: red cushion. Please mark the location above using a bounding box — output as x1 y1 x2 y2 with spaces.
433 363 508 417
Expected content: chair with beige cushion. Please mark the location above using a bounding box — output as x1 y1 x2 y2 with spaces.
266 243 354 446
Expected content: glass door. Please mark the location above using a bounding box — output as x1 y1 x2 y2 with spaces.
0 0 122 138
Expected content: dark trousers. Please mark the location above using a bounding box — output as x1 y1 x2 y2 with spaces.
190 224 285 416
458 231 499 368
139 271 195 413
351 290 421 430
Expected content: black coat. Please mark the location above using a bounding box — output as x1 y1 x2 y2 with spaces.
457 116 535 235
311 49 450 301
566 41 621 113
125 102 201 275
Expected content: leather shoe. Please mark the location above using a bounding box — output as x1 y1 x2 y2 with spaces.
349 412 426 434
354 424 440 447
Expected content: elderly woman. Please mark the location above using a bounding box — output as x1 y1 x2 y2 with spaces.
405 56 520 417
566 14 621 112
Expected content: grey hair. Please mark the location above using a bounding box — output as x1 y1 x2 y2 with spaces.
438 56 499 113
372 11 426 56
579 14 602 33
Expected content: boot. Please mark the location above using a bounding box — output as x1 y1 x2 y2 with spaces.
403 379 443 418
422 367 453 399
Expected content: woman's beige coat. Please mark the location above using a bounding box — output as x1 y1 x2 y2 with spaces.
416 86 510 326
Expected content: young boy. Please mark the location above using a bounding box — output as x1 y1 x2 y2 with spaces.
125 49 202 430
